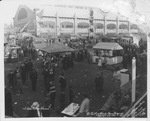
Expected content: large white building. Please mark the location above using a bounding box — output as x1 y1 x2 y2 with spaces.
13 5 139 37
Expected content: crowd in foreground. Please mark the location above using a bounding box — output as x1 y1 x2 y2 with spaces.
5 38 147 117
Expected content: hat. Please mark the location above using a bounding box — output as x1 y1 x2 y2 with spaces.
31 102 40 109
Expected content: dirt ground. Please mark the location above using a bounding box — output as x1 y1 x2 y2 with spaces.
4 58 126 117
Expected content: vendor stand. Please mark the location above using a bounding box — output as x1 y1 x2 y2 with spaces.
39 42 75 68
93 42 124 65
4 45 21 63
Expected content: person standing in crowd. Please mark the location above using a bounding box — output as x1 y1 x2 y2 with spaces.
59 91 66 112
28 102 42 117
77 94 90 117
15 69 23 94
7 53 12 63
112 69 121 91
47 81 56 109
87 52 91 64
5 87 13 117
20 49 24 59
123 53 128 69
102 57 107 69
48 68 55 82
7 70 15 90
70 56 74 69
42 67 49 95
27 59 33 74
94 74 101 93
69 85 74 103
64 56 68 70
59 72 67 92
30 68 38 91
100 72 104 92
98 58 102 70
20 63 26 86
24 60 29 79
13 67 19 93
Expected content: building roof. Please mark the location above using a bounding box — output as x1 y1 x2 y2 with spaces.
93 42 123 50
40 42 74 53
35 5 127 20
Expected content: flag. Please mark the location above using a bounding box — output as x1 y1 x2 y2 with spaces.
135 12 146 24
37 9 44 18
113 0 136 17
113 0 136 11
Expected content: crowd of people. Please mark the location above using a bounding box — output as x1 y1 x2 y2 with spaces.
5 34 147 118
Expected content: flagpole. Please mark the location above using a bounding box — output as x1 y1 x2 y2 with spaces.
33 8 40 36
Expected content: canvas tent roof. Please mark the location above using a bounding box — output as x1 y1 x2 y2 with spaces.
40 42 74 53
93 42 123 50
33 42 47 49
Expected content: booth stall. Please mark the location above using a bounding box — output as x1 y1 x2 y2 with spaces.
93 42 124 65
4 45 21 63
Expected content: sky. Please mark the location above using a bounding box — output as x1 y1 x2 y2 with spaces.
1 0 150 29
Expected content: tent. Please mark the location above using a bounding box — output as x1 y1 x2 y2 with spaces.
93 42 123 50
21 32 33 38
40 42 74 53
33 42 47 50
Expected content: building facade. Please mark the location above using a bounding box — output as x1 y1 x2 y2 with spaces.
13 5 139 37
13 5 35 32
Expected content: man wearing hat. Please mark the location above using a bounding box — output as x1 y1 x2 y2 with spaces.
94 74 101 93
48 68 55 82
42 67 49 95
28 102 42 117
59 72 67 92
47 81 56 109
7 70 14 90
20 63 26 86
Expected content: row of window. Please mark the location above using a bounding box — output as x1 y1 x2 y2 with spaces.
40 24 55 28
39 23 137 29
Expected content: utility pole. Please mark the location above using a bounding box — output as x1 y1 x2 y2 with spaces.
33 8 40 36
89 8 94 43
97 9 108 36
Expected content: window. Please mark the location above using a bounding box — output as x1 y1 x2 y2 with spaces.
119 24 128 29
62 25 64 28
77 22 89 28
18 8 28 20
66 25 73 28
107 24 116 30
94 23 103 29
60 22 73 28
48 25 54 28
130 24 138 29
40 21 55 28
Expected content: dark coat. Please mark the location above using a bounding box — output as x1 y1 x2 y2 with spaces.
27 61 33 71
95 76 102 86
42 68 49 78
59 76 67 89
20 65 26 78
30 70 37 81
5 88 13 117
7 72 14 83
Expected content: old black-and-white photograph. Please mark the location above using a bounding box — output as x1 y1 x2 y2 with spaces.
2 0 149 119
